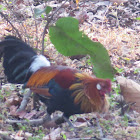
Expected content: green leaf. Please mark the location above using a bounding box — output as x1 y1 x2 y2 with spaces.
61 133 67 140
45 6 52 15
0 5 7 11
136 17 140 20
49 17 116 79
3 7 7 10
41 14 45 18
34 8 45 17
34 6 52 17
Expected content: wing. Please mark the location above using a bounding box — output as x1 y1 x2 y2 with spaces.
26 66 59 97
27 67 59 87
26 66 76 97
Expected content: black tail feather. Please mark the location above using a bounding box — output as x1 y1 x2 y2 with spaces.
0 36 37 84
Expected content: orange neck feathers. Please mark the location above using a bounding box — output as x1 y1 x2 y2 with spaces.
70 73 110 113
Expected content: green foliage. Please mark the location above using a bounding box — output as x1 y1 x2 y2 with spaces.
45 6 52 14
86 129 93 134
41 14 45 18
86 58 92 66
115 67 124 74
0 90 4 100
100 120 113 132
18 123 29 131
8 125 14 132
136 17 140 20
113 85 120 95
109 94 117 108
49 17 115 79
28 133 45 140
136 130 140 139
34 6 52 18
61 133 67 140
0 4 7 11
134 68 139 74
122 115 128 127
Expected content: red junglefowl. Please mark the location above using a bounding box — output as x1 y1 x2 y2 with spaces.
0 36 111 125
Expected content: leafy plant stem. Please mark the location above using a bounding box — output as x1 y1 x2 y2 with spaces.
41 0 69 55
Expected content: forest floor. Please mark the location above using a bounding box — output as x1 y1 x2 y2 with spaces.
0 0 140 139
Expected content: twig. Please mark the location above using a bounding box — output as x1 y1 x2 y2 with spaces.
41 0 69 55
20 22 30 44
0 11 22 39
6 118 45 126
102 2 112 27
6 114 51 126
28 0 39 49
6 115 66 128
16 90 32 112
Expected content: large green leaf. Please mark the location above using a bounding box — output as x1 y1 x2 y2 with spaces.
49 17 115 79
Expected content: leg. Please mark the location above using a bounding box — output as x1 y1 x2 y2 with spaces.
63 116 75 128
33 93 41 110
17 89 32 112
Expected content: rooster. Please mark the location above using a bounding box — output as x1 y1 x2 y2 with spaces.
0 36 111 125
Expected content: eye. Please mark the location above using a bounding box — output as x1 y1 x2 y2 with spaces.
96 83 102 90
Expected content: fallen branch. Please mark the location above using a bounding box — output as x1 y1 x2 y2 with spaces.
6 118 45 126
6 115 65 128
6 115 51 126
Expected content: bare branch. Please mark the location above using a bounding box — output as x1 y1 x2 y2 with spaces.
27 0 39 49
20 22 30 44
6 115 66 128
6 118 45 126
6 114 51 126
0 11 22 39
